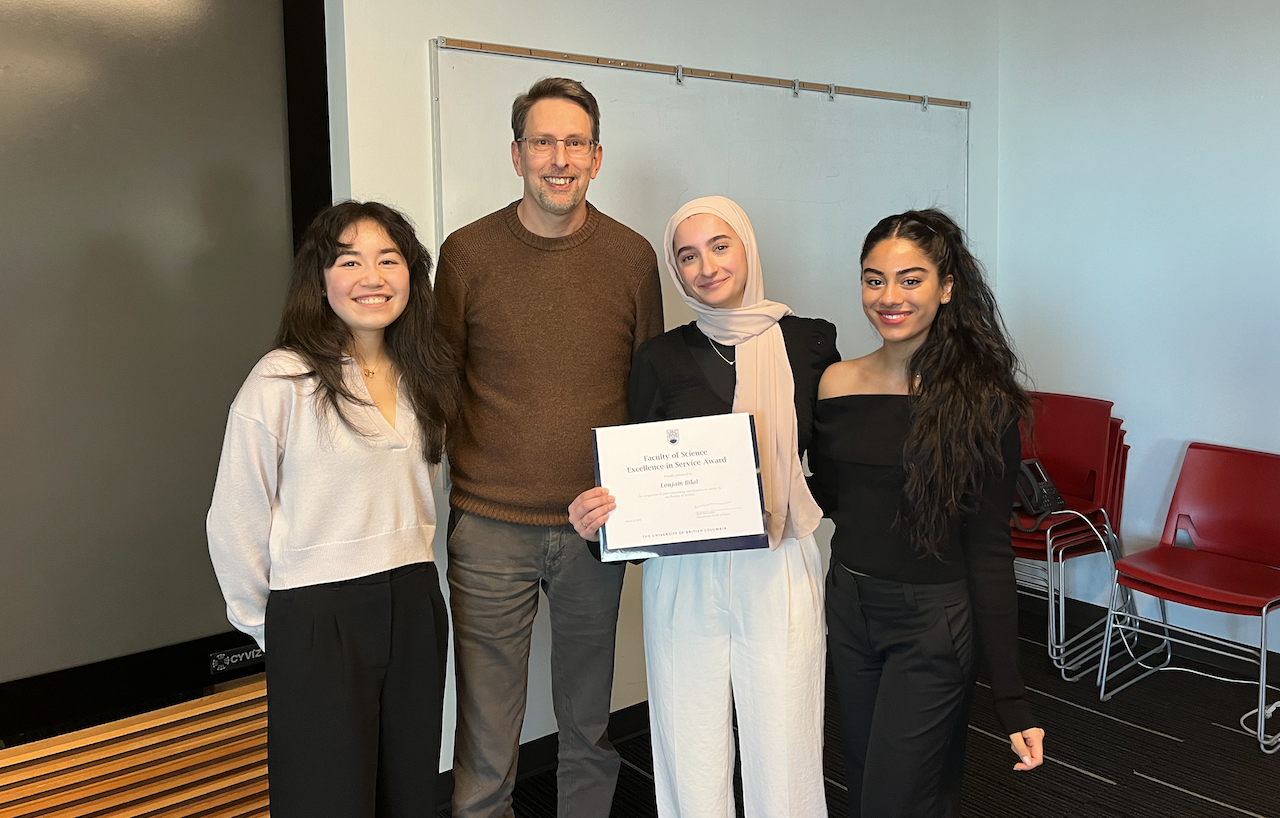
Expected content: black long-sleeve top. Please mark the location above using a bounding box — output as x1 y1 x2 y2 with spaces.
809 395 1035 734
628 317 839 443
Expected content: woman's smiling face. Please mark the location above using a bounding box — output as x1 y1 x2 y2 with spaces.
860 237 953 348
323 219 410 335
672 213 750 309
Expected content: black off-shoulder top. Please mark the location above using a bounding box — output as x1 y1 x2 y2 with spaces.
809 395 1036 734
629 316 838 451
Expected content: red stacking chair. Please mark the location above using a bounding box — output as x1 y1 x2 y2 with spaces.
1111 433 1130 532
1011 392 1126 681
1098 442 1280 753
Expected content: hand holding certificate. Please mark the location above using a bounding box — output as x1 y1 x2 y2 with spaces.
591 412 767 562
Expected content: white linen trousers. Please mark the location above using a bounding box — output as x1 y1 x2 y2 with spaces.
642 533 828 818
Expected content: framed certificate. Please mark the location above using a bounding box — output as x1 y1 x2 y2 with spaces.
592 412 768 561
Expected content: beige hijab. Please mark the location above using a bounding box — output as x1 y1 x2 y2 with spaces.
663 196 822 549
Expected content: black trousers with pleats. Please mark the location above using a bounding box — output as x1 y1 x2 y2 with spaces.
826 562 976 818
264 561 448 818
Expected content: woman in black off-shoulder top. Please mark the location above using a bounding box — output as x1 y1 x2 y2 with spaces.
809 209 1044 817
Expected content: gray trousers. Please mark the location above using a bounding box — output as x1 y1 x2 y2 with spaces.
447 510 627 818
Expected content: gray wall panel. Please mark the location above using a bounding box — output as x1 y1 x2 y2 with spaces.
0 0 294 682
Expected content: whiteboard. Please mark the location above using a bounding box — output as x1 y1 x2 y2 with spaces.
432 40 969 358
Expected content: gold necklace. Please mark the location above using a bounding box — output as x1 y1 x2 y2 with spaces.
707 336 735 365
357 352 387 378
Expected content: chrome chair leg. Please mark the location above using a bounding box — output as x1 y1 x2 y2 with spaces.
1254 604 1279 754
1100 586 1173 702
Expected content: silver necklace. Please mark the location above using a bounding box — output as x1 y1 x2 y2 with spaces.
707 337 735 365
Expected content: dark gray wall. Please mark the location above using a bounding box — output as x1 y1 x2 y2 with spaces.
0 0 294 682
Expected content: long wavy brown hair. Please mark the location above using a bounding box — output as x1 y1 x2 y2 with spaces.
275 201 458 463
861 208 1030 557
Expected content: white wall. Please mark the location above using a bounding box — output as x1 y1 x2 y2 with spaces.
996 0 1280 650
329 0 1002 762
331 0 1280 765
332 0 1002 264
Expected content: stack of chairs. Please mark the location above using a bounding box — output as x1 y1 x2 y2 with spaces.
1011 392 1130 682
1099 442 1280 753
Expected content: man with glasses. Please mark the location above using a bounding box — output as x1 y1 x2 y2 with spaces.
436 77 663 818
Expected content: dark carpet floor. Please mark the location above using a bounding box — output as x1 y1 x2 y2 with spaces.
444 601 1279 817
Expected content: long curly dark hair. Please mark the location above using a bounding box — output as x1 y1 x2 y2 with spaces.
861 208 1029 557
275 201 458 463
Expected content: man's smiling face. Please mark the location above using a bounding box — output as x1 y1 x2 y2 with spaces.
511 97 602 227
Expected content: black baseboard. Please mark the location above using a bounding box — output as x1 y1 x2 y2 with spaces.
434 700 650 808
0 630 263 750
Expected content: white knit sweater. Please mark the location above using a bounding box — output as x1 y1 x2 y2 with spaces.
206 350 440 650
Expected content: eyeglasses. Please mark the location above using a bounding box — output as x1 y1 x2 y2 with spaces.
516 136 597 157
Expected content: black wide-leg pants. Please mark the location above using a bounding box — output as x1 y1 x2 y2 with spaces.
826 563 976 818
264 562 449 818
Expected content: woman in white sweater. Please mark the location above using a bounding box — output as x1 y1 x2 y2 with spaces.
207 201 458 818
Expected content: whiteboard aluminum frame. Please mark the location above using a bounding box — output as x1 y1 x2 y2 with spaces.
435 37 970 109
428 36 973 249
429 37 446 254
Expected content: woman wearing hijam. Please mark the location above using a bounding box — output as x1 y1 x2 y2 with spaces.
570 196 837 817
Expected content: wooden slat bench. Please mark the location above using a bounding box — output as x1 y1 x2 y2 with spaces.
0 676 268 817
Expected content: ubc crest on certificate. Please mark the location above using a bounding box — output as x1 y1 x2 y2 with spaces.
591 413 767 561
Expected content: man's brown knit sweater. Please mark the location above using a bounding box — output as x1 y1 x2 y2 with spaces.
436 201 664 526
